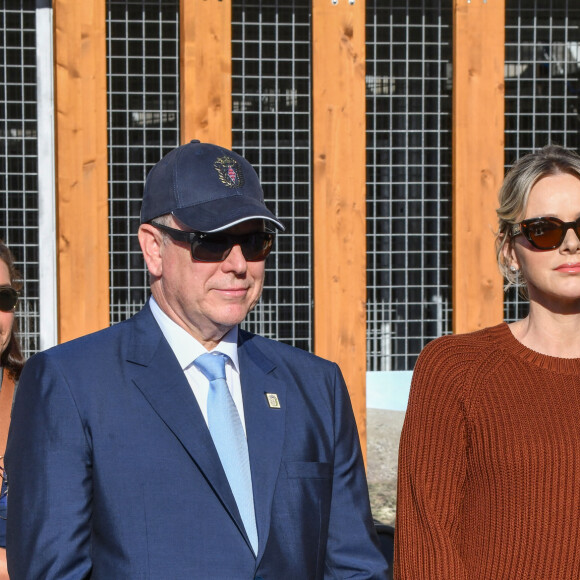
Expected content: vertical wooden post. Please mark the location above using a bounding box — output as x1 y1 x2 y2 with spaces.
312 0 368 455
180 0 232 147
452 0 505 333
53 0 109 343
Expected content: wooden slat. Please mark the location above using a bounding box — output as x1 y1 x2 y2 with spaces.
312 0 368 455
54 0 109 343
452 0 505 333
180 0 232 147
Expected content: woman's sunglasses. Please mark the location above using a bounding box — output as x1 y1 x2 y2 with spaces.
0 287 18 312
511 216 580 250
150 222 275 262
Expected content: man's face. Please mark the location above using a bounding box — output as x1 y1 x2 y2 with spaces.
139 218 267 349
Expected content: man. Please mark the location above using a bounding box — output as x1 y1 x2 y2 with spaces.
6 140 388 579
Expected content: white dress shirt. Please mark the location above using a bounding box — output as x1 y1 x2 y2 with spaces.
149 296 247 433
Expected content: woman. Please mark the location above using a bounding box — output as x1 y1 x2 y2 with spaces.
394 144 580 579
0 240 24 579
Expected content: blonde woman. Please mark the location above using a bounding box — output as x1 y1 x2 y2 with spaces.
395 145 580 579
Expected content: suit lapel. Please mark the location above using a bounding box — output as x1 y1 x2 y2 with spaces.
126 306 250 546
238 332 287 560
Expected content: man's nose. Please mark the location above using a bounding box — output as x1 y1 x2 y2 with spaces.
221 244 248 272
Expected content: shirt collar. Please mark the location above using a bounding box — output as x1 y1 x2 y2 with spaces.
149 296 239 371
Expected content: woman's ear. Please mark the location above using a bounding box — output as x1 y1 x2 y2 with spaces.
502 236 520 273
138 224 164 278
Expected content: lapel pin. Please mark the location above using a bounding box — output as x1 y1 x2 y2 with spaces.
265 393 281 409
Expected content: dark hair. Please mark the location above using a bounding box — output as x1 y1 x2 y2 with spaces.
0 240 25 380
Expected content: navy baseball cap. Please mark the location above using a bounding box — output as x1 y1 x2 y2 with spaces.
140 140 284 232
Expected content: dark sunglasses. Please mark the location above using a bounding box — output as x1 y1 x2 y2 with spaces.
511 216 580 250
0 287 18 312
150 222 275 262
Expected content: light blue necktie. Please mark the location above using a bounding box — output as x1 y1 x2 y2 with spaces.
194 352 258 555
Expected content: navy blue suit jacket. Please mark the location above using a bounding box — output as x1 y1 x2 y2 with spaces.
5 304 387 579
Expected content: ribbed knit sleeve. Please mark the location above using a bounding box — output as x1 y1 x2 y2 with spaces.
393 332 478 580
393 323 580 580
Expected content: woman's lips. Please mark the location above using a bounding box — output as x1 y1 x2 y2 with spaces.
555 263 580 273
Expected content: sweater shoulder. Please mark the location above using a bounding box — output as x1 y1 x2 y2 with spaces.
410 324 509 410
416 324 504 371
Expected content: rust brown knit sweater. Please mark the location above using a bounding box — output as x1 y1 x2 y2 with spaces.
394 323 580 580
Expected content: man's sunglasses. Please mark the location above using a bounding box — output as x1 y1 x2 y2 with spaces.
150 222 275 262
0 287 18 312
511 216 580 250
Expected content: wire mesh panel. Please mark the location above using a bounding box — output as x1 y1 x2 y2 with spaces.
0 1 40 357
232 0 312 351
365 1 453 371
107 0 180 324
504 0 580 322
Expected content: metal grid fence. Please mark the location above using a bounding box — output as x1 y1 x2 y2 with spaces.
365 1 453 371
6 1 575 364
0 0 40 358
106 0 180 324
504 0 580 321
232 0 312 351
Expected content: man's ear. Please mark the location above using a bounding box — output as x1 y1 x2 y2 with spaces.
138 224 164 278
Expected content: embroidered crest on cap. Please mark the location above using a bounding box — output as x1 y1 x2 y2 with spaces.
214 155 245 189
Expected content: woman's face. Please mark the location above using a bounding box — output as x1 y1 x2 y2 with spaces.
506 172 580 311
0 260 15 356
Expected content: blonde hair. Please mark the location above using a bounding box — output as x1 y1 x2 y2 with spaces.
496 144 580 296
